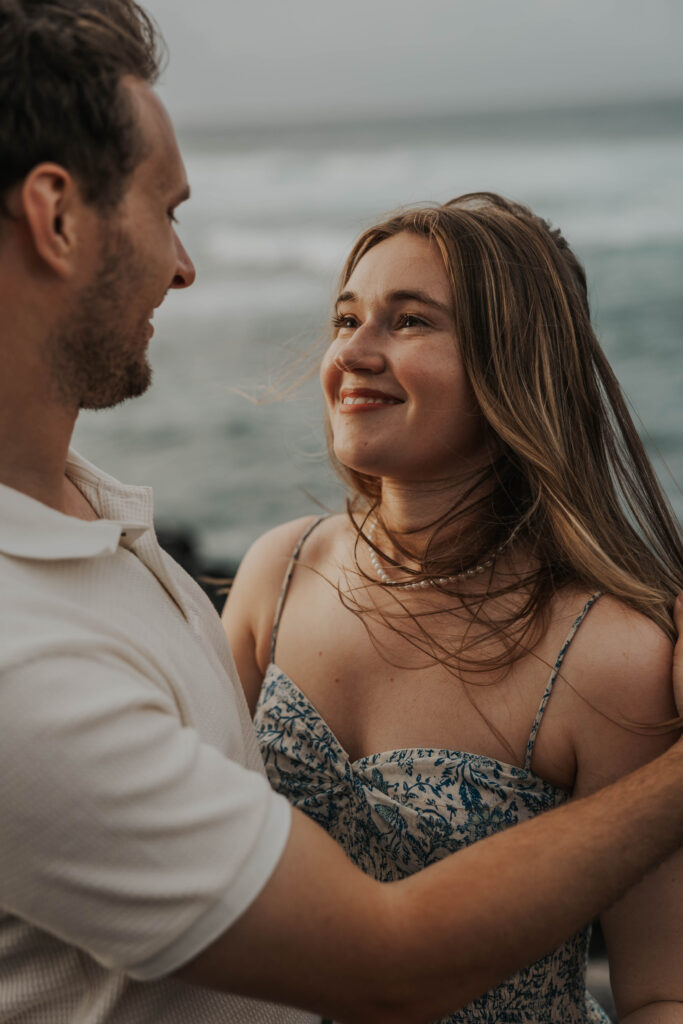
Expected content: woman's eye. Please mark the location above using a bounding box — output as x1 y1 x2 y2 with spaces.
332 314 357 330
398 313 426 329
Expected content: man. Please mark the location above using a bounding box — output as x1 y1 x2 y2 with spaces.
0 2 682 1022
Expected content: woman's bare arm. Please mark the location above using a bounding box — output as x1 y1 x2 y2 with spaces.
565 599 682 1021
222 516 318 715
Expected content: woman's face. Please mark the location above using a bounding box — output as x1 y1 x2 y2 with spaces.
321 232 487 485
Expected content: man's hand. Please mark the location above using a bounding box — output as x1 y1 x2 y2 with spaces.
674 594 683 717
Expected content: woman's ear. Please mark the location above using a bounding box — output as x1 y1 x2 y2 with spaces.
19 163 85 278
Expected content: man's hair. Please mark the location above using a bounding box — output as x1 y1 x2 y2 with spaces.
0 0 163 213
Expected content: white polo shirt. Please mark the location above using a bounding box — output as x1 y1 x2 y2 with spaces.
0 451 316 1023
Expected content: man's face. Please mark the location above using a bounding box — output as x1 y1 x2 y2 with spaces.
50 80 195 410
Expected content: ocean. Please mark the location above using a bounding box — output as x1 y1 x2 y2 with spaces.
72 97 683 567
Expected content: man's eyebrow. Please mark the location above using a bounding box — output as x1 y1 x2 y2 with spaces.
335 288 451 315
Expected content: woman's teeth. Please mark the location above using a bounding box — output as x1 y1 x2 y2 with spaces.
341 396 398 405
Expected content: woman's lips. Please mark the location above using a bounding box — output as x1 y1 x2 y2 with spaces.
339 388 403 411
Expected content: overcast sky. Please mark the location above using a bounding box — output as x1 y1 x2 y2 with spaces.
144 0 683 129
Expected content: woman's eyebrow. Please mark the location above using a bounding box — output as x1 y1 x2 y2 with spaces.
335 289 451 314
389 289 452 314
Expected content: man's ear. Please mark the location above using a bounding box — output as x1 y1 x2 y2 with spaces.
19 164 88 278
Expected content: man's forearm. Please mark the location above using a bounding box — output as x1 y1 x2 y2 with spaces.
178 741 683 1024
384 739 683 1020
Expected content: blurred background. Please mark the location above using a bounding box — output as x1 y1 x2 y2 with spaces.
70 3 682 1013
73 0 683 575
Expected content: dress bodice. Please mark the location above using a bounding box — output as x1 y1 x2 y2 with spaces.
254 518 610 1022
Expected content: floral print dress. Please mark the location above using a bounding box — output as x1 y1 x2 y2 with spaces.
254 518 610 1023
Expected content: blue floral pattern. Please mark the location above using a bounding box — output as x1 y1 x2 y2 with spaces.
256 669 609 1022
256 527 608 1021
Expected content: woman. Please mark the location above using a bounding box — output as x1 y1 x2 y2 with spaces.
224 193 683 1021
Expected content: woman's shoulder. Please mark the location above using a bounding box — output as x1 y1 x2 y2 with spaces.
547 589 678 795
228 513 347 609
222 514 347 694
239 513 346 575
230 517 320 607
551 589 674 716
243 515 323 567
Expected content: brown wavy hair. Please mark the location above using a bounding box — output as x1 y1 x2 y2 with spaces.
328 193 682 681
0 0 163 215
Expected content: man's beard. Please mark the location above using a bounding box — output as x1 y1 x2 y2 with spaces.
49 223 153 410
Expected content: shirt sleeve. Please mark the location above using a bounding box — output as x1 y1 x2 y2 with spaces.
0 653 292 978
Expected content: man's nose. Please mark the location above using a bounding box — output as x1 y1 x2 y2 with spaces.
170 234 196 289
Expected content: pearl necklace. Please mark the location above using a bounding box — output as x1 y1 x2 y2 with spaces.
366 518 516 590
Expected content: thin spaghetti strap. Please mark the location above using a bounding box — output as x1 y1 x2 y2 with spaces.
523 593 602 771
269 515 328 665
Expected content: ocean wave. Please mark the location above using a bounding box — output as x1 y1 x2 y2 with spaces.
183 136 683 235
204 223 355 274
73 115 682 556
154 271 331 320
176 137 683 270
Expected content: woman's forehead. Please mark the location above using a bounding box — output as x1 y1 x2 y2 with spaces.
345 232 450 299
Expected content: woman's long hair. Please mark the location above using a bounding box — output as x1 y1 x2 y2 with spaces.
328 193 682 676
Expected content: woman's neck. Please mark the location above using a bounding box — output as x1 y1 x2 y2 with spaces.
375 474 491 556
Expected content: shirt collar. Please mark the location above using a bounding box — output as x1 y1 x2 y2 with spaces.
0 451 151 561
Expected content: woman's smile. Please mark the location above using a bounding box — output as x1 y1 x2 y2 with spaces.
321 231 486 482
339 387 403 411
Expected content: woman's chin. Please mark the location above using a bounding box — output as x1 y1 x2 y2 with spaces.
334 446 384 479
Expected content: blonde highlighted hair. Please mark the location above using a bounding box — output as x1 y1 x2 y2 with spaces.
329 193 681 662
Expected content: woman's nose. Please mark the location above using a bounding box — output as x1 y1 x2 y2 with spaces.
333 325 386 374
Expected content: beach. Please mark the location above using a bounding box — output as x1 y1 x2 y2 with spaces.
72 96 682 572
69 96 682 1019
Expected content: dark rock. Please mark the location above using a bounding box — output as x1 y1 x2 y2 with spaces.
157 525 238 612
